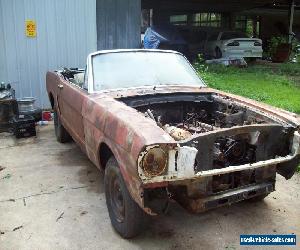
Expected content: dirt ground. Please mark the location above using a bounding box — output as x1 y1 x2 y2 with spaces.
0 124 299 250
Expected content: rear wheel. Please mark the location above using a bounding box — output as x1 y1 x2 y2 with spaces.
53 108 71 143
105 157 146 238
215 47 222 59
248 193 269 202
245 58 257 63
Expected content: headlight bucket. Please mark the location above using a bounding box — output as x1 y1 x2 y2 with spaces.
139 145 168 178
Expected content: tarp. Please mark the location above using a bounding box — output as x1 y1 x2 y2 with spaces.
143 25 186 49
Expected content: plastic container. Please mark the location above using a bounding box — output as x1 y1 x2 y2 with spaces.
42 111 52 121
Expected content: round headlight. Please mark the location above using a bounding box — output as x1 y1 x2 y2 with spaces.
140 146 168 178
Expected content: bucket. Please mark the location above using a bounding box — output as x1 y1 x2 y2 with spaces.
42 111 52 121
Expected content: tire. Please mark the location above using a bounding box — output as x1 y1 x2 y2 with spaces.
248 193 269 202
53 108 71 143
105 157 146 238
245 58 257 63
215 47 222 59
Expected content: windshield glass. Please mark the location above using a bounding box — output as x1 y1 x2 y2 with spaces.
221 32 248 40
92 51 205 91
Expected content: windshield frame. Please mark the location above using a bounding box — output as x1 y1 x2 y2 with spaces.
85 49 206 93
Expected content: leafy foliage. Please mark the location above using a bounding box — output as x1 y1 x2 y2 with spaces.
266 36 288 58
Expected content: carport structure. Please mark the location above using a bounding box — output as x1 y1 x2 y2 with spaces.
142 0 300 43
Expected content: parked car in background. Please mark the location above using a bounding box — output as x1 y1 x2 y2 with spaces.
204 31 263 59
46 49 300 239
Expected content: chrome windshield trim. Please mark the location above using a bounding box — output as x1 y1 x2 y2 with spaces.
86 49 206 93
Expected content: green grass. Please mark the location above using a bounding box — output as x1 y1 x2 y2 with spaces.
195 63 300 114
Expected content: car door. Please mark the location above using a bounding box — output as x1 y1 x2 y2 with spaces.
57 75 86 150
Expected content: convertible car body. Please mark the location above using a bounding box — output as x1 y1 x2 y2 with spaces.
46 49 300 238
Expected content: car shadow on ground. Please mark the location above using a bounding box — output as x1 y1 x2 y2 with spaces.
57 142 277 248
55 142 104 194
124 199 274 250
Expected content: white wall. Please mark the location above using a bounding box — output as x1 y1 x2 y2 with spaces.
0 0 97 108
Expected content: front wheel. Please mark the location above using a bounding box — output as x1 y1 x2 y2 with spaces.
105 157 146 238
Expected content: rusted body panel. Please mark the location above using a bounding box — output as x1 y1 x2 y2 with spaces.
175 182 275 213
46 72 300 214
82 95 177 204
47 72 176 205
46 72 87 152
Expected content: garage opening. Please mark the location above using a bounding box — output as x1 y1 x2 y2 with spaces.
141 0 300 61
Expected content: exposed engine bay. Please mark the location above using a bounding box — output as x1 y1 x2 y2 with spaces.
119 92 300 214
133 94 283 136
121 93 294 172
118 92 300 215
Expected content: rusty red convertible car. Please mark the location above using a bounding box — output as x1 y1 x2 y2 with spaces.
46 49 300 238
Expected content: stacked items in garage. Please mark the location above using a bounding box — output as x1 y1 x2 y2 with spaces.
0 82 42 138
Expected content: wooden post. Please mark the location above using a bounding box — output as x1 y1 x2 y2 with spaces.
288 0 295 43
253 17 257 38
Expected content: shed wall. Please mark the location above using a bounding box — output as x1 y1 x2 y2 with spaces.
0 0 97 108
96 0 141 50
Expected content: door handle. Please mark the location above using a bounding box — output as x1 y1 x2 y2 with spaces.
58 84 64 89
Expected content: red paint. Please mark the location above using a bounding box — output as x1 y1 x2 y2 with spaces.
42 111 52 121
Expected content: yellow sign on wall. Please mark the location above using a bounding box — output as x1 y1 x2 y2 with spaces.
25 20 36 37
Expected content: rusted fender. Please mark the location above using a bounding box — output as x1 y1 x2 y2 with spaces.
46 72 60 103
82 94 176 207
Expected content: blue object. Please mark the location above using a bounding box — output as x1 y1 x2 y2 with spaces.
144 28 161 49
143 25 186 49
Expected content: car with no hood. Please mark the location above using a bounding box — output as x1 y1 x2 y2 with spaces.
46 49 300 238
